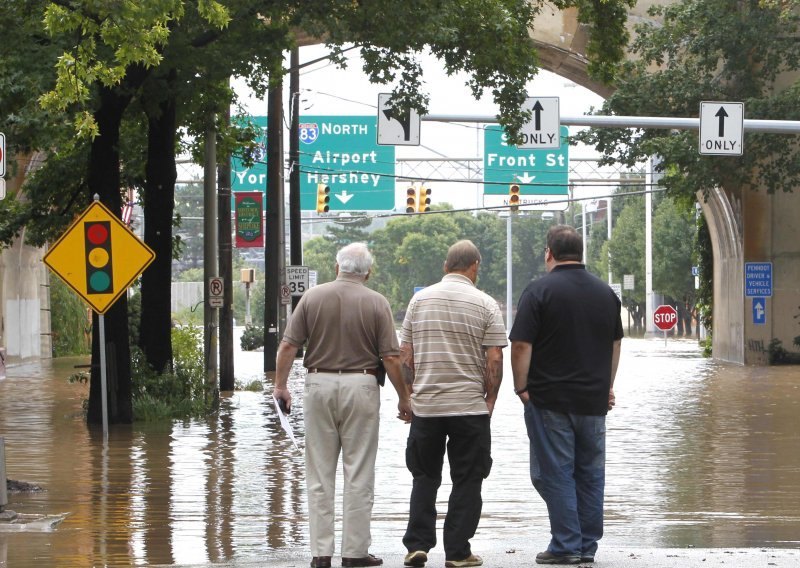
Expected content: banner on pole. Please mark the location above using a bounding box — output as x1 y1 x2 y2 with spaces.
235 191 264 248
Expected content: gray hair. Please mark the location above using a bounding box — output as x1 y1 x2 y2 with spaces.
336 242 373 275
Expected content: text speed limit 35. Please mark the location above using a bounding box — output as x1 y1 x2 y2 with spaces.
286 265 309 297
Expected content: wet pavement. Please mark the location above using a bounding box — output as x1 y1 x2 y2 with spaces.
2 336 800 567
146 547 800 568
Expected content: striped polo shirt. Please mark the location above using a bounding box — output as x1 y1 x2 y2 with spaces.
401 273 507 417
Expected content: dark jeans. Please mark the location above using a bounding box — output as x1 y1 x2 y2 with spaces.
403 414 492 560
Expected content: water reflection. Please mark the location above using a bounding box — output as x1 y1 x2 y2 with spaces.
1 339 799 566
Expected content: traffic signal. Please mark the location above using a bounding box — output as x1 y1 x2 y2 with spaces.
418 185 432 213
316 184 330 213
405 186 417 213
509 184 520 212
84 221 113 295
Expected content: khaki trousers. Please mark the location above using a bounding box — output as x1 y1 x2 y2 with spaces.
304 372 380 557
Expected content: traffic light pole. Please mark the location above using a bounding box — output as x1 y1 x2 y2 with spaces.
506 213 513 331
91 194 110 441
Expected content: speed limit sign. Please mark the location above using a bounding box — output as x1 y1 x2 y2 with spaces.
286 265 309 297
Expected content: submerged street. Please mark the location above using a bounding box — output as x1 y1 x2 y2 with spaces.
1 337 800 566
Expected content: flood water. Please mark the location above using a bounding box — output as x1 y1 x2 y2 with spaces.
1 337 799 566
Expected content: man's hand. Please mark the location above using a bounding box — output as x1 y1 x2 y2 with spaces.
397 399 412 423
273 386 292 414
608 388 615 411
483 346 503 416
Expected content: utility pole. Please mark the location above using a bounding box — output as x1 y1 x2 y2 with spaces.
218 103 235 391
289 49 303 358
203 120 219 404
264 79 285 374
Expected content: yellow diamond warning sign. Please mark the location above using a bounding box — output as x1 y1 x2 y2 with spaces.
44 200 155 314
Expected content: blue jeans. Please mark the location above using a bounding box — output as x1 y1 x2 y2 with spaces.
524 402 606 558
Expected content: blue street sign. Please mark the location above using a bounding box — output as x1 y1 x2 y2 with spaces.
413 286 426 294
752 297 766 325
744 262 772 297
483 125 569 210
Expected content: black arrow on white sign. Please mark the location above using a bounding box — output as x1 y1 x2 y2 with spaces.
532 100 544 131
383 108 412 141
715 107 728 137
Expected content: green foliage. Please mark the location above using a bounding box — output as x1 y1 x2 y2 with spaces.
652 198 696 301
576 0 800 201
695 214 713 332
49 278 92 357
766 338 800 365
240 324 265 351
128 288 142 345
234 378 264 392
131 323 211 420
303 236 339 285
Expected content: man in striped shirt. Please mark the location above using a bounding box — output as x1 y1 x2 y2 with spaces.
399 240 507 568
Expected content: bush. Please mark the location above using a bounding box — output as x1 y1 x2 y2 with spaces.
131 323 214 420
50 278 91 357
240 324 264 351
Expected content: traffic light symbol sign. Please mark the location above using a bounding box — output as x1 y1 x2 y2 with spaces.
316 184 330 213
509 184 520 211
85 221 113 294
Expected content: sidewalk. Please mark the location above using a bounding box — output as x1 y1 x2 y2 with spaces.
148 547 800 567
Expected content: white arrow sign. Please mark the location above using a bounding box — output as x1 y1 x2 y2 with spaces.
335 190 354 204
754 299 765 320
516 172 536 184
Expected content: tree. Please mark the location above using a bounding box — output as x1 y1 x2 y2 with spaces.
653 197 697 335
577 0 800 200
608 194 646 334
4 0 635 423
303 236 338 285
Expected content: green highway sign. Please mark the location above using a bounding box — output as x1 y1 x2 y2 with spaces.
299 116 395 211
231 116 268 191
483 125 569 211
231 115 397 211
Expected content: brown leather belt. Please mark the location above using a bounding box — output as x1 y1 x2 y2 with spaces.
310 368 378 377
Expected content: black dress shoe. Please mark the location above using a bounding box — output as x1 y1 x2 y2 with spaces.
310 556 332 568
341 554 383 567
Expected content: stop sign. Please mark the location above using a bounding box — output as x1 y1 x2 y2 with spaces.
653 304 678 331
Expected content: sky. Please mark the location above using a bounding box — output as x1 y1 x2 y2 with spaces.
225 43 623 214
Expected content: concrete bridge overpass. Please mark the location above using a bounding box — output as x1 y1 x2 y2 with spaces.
2 3 797 365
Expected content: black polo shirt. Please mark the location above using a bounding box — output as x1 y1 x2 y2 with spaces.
509 264 623 416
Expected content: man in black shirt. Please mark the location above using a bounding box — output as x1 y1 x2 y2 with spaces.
510 225 623 565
